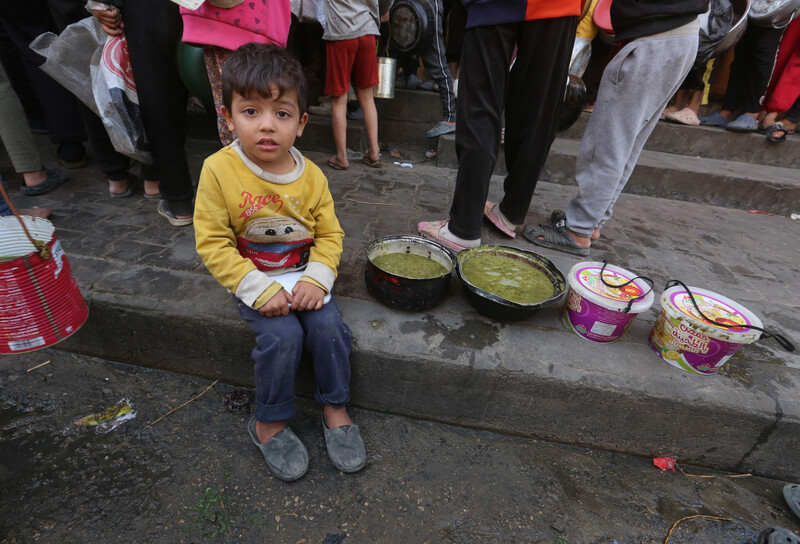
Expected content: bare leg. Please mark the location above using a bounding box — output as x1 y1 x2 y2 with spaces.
324 405 354 429
356 86 380 162
329 93 349 168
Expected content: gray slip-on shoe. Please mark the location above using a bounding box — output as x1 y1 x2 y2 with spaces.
322 418 366 473
784 483 800 520
758 527 800 544
246 416 308 482
726 113 758 132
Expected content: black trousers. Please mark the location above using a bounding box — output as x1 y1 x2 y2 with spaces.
448 17 576 239
0 0 85 144
722 23 783 114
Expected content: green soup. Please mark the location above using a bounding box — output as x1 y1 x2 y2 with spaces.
462 255 554 304
371 252 449 279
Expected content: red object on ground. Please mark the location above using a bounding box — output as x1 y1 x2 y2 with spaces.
653 457 677 471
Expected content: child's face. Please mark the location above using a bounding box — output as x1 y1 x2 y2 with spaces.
222 88 308 174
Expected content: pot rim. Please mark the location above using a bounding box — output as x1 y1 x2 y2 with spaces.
456 245 566 310
365 234 457 280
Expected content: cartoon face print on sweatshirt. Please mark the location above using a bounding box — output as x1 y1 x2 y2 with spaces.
236 216 312 272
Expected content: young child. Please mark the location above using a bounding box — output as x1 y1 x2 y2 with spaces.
194 43 365 481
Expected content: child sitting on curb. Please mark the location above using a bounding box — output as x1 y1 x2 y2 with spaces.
194 43 366 481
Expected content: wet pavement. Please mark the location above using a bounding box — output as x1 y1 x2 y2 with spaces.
2 349 800 544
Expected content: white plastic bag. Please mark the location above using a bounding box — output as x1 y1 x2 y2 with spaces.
30 17 153 164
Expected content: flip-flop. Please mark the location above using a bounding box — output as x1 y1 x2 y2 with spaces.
764 122 791 143
418 220 468 253
758 527 800 544
361 156 382 168
784 483 800 520
326 157 348 170
483 201 516 238
522 220 590 256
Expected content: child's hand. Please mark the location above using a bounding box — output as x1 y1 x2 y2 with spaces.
291 281 325 311
92 7 124 36
257 288 292 317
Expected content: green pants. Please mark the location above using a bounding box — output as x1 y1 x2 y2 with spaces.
0 63 42 173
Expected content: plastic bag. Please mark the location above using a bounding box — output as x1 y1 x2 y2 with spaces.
697 0 736 63
30 17 153 164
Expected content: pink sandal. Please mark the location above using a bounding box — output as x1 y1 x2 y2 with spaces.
483 201 516 238
417 220 468 253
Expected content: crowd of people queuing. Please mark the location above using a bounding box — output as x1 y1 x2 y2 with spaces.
1 0 799 488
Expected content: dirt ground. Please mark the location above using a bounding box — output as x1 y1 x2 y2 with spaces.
1 349 798 544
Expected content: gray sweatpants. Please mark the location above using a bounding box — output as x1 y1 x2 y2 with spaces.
565 23 699 237
420 0 456 122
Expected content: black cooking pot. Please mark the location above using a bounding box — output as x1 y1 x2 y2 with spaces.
389 0 435 54
559 74 588 132
456 246 566 321
365 235 456 311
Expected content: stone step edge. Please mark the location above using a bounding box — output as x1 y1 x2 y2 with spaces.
57 254 799 481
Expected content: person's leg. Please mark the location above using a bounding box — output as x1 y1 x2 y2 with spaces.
352 35 381 163
295 299 353 426
0 64 42 174
203 45 235 147
419 0 456 126
122 0 194 219
0 1 86 163
445 24 517 241
742 25 783 115
567 32 698 240
236 300 304 440
500 16 576 225
325 39 357 169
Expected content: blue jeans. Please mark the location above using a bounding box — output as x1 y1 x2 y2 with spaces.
236 297 353 423
0 177 11 216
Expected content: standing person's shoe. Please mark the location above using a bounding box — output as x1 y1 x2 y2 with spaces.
699 111 731 127
405 74 422 90
246 417 309 482
725 114 758 132
19 168 68 196
157 200 193 227
664 107 700 126
54 142 88 169
322 417 366 473
426 121 456 138
784 483 800 520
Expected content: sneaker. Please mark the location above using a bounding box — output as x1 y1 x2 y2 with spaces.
419 80 439 92
157 200 193 227
247 417 308 481
426 121 456 138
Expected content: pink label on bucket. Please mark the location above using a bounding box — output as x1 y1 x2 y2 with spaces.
574 266 644 302
649 310 743 374
563 290 637 343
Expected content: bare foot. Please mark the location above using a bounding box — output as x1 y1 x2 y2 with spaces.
591 228 600 241
567 229 591 249
324 405 354 429
144 179 160 197
327 155 348 169
108 178 132 196
255 420 287 444
19 207 51 219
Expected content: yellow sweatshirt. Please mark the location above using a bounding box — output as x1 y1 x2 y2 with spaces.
195 142 344 309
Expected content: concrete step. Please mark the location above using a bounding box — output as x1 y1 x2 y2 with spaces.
376 88 444 124
561 113 800 169
436 135 800 216
36 147 798 481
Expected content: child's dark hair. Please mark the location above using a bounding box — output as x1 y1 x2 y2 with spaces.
222 43 307 116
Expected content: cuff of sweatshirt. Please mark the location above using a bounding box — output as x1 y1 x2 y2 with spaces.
236 269 276 308
298 277 327 293
304 261 336 293
253 283 284 310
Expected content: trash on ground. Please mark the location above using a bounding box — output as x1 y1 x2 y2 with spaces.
747 209 774 215
74 398 136 433
26 360 52 372
791 213 799 221
425 149 437 160
663 514 731 544
222 388 254 414
390 148 402 158
394 162 413 168
653 456 676 471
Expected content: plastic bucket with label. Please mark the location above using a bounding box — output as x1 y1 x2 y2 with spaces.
562 261 654 343
0 216 88 354
649 285 762 375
